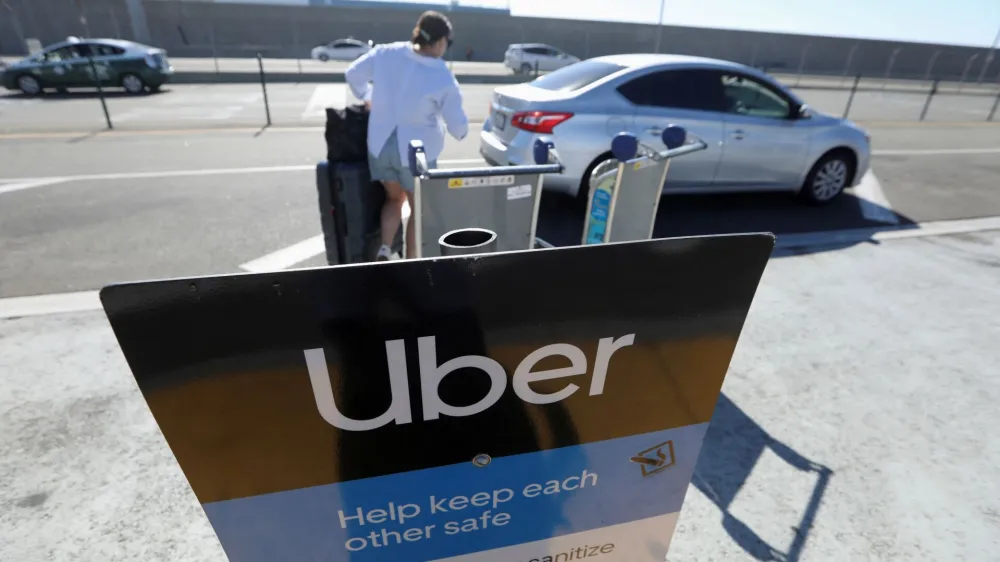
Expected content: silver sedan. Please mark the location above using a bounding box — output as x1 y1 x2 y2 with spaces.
480 54 872 204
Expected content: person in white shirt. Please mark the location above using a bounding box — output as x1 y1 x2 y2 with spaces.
345 11 469 261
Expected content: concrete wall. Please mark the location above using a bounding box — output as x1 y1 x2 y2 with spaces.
0 0 136 54
4 0 999 82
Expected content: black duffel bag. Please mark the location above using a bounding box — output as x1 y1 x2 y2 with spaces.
325 104 369 163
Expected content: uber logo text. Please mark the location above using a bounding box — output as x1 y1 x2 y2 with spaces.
304 334 635 431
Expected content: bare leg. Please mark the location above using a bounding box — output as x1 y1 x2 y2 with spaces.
380 180 406 249
404 191 417 259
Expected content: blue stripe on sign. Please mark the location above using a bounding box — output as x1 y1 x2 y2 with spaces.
203 423 708 562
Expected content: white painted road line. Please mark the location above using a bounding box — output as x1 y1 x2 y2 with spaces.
852 171 899 225
240 202 412 272
0 290 101 320
0 160 485 191
239 235 325 273
0 165 314 188
0 177 69 195
872 147 1000 156
4 214 1000 319
301 84 349 119
775 215 1000 250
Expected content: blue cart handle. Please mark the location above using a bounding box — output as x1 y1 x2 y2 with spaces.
610 126 708 162
408 138 564 180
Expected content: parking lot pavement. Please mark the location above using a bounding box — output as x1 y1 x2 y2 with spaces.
2 123 1000 299
2 228 998 561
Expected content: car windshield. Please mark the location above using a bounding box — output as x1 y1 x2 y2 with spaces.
529 60 625 92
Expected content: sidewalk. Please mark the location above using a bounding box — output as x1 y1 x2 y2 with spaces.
1 227 998 560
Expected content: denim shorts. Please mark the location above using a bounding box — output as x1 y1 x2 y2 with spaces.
368 129 436 193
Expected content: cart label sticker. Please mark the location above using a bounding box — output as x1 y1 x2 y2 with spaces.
448 175 516 189
633 159 657 171
585 187 612 245
100 235 775 562
507 184 532 200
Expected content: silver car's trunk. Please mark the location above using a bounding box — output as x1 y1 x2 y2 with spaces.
489 83 575 144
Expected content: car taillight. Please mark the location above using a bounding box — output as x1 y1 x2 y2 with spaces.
510 111 573 134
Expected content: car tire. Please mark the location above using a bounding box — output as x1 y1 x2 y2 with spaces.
121 73 146 95
800 150 854 204
319 53 329 62
576 152 615 208
16 74 42 96
520 63 533 75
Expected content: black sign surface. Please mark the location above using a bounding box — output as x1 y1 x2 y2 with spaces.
102 234 773 562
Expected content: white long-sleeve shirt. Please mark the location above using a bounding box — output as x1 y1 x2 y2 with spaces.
345 41 469 165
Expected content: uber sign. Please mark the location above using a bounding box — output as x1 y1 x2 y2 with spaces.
101 234 773 562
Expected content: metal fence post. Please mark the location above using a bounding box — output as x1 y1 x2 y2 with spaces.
842 74 861 119
988 90 1000 121
841 43 859 85
920 79 939 121
882 47 901 90
796 44 810 86
924 50 941 81
257 53 271 127
210 23 220 74
87 57 113 130
534 59 538 77
958 54 979 92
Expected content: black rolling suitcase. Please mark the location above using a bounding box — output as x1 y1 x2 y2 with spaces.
315 161 403 265
318 106 403 264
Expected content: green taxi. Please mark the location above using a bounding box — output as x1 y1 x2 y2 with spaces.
0 37 173 95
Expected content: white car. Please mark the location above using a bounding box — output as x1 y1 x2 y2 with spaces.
504 43 579 74
311 39 372 62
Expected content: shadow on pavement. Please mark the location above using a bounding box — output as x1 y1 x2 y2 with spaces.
0 89 170 101
535 190 917 257
690 394 834 562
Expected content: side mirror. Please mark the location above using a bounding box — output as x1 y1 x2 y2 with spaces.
796 104 813 119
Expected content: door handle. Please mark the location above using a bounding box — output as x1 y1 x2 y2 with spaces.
730 129 747 140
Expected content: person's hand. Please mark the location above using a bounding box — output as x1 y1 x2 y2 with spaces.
364 100 371 111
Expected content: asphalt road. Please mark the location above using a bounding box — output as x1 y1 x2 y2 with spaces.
1 79 998 134
1 116 999 298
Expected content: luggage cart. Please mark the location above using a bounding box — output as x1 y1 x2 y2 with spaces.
407 138 563 259
582 125 709 245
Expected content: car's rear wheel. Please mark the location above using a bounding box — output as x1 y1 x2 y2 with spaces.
121 73 146 95
577 152 615 208
520 63 532 75
800 151 854 204
17 75 42 96
318 53 330 62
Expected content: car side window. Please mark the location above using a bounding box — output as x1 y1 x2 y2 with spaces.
92 44 124 57
525 47 545 55
617 69 725 112
71 44 93 58
720 73 791 119
44 47 77 62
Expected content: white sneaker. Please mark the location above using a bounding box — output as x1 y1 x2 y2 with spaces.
375 244 392 262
